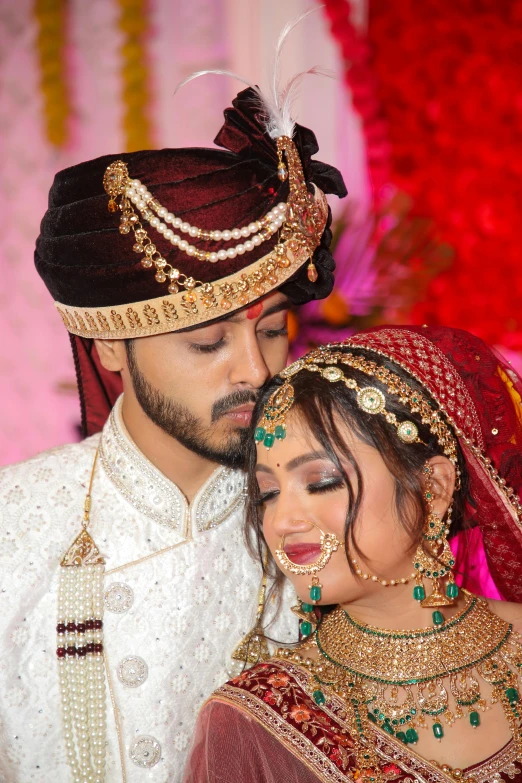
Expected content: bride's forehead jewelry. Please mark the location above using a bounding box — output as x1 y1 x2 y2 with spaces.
255 350 459 474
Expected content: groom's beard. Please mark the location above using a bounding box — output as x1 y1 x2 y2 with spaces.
126 342 256 470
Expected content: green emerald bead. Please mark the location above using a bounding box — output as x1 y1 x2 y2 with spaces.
413 585 425 602
310 585 321 602
405 728 418 744
300 620 312 636
313 689 326 705
446 582 459 599
367 712 377 723
263 433 275 448
274 425 286 440
469 711 480 727
432 611 445 626
506 687 520 704
396 731 407 744
432 722 444 739
254 427 265 442
301 602 314 613
382 722 394 735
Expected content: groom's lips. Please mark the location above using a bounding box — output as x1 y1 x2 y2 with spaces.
283 543 322 565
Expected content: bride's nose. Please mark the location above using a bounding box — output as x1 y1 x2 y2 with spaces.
271 515 316 540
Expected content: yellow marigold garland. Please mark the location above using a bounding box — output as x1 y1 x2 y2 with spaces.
118 0 155 152
34 0 71 147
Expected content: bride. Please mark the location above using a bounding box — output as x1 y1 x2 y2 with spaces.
183 325 522 782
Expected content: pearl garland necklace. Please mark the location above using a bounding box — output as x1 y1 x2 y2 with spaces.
126 178 287 264
57 450 107 783
104 136 324 296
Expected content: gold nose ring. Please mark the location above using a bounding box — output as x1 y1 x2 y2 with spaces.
275 522 344 575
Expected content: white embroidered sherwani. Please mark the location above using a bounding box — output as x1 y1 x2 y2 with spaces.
0 397 297 782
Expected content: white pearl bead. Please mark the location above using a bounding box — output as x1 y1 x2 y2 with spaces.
269 222 279 232
157 207 167 217
252 234 262 246
132 179 141 188
248 222 259 234
241 226 251 237
236 244 245 255
135 200 146 210
173 217 182 228
189 226 199 237
157 223 166 234
164 229 174 241
166 212 175 223
222 230 232 241
232 228 242 240
186 246 196 256
278 202 286 211
212 230 222 240
226 247 237 258
244 240 254 251
217 249 228 260
179 240 188 251
209 252 219 263
180 222 190 233
149 217 160 228
137 184 147 194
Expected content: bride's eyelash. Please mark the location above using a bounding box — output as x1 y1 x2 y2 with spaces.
254 490 279 506
307 477 345 494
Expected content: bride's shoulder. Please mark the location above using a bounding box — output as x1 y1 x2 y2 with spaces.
486 596 522 633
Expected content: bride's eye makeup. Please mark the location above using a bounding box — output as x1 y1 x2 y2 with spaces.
307 475 345 494
303 463 346 495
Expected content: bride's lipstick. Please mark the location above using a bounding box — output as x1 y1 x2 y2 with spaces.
283 542 322 565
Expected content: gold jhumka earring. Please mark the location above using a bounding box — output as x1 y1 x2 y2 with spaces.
412 463 459 624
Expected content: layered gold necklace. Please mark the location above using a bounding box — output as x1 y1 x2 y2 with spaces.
280 592 522 766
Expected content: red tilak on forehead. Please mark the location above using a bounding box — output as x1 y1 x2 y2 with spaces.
247 302 263 320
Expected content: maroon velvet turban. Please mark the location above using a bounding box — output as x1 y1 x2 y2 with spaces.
34 88 347 436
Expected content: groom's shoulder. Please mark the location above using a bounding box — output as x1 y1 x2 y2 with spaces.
0 433 101 487
0 434 102 574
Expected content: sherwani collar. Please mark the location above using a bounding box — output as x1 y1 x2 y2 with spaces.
99 395 245 533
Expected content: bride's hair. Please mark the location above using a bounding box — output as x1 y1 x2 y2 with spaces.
244 347 473 592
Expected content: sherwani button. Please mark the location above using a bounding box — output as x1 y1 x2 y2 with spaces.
129 735 161 767
117 655 148 687
104 582 134 613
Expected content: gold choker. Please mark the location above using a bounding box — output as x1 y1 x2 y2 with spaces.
278 592 522 774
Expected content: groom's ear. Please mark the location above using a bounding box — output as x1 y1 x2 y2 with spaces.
94 339 127 373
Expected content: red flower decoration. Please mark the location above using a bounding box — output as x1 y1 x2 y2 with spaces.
289 704 312 723
263 691 277 706
267 673 290 688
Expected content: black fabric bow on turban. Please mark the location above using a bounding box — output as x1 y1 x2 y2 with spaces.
34 87 347 435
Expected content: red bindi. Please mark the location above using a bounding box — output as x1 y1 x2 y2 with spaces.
247 302 263 320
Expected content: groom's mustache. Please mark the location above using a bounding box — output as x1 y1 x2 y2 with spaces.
211 390 259 422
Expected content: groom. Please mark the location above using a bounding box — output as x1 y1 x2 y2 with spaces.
0 87 346 781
